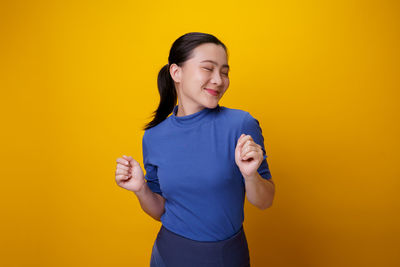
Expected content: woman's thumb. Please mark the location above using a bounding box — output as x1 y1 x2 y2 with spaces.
123 155 132 163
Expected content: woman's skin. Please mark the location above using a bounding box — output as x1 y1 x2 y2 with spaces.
115 43 275 222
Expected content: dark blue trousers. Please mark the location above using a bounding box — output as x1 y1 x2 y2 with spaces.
150 225 250 267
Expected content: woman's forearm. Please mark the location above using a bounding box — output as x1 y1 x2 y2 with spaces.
244 173 275 210
134 183 166 221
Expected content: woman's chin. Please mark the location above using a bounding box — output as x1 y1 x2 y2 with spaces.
203 101 220 109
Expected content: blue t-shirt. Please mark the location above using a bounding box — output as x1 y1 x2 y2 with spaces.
142 104 272 241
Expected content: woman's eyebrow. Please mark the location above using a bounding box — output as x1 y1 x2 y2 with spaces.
200 60 230 69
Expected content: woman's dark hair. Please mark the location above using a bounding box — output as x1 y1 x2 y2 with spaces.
142 32 228 131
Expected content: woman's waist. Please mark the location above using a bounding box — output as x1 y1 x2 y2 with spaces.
160 204 245 242
157 223 246 247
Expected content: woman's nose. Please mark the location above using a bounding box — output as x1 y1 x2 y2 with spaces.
211 71 223 85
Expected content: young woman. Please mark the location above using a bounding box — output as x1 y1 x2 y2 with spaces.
115 32 275 267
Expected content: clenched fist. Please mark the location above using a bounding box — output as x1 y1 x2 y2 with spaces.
235 134 264 179
115 155 145 193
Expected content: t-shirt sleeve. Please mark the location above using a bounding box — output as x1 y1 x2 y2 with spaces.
240 112 272 180
142 134 163 196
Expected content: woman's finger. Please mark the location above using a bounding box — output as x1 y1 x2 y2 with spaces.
116 157 130 166
241 142 258 155
116 168 129 176
242 150 259 160
116 174 129 182
117 163 129 171
238 135 253 149
241 146 257 158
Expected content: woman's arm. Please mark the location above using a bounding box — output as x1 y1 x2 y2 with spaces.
134 183 166 221
236 112 275 210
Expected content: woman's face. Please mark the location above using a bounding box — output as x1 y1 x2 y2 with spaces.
170 43 230 114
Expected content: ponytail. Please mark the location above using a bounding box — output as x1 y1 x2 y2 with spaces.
142 64 177 130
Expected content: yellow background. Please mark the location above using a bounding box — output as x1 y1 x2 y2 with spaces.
1 0 399 266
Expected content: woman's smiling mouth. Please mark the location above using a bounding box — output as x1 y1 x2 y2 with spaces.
205 88 219 96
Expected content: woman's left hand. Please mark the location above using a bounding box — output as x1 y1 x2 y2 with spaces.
235 134 264 179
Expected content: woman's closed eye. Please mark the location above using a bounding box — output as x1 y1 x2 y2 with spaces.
203 67 229 76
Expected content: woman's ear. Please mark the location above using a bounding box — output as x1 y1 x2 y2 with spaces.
169 63 181 83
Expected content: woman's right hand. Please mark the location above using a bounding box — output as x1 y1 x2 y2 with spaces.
115 155 146 193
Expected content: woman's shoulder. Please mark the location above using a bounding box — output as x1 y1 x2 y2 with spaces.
219 105 249 115
218 105 251 122
142 116 172 143
218 106 264 133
